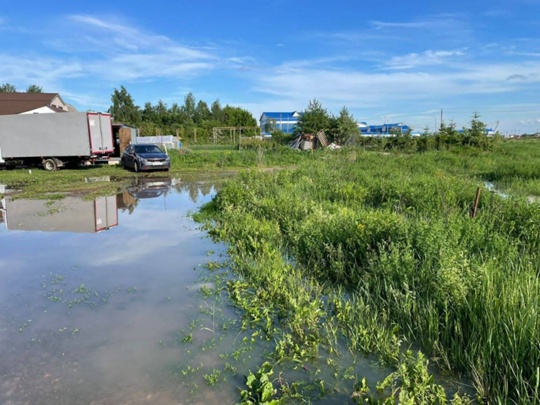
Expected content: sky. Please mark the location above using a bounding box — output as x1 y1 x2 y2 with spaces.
1 0 539 135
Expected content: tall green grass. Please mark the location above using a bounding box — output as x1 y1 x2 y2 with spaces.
196 142 540 403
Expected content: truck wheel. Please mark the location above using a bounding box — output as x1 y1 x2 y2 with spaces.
133 161 139 173
43 158 57 171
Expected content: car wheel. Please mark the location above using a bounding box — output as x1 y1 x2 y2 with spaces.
133 161 139 173
43 158 57 171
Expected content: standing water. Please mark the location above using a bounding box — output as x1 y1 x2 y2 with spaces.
0 178 245 404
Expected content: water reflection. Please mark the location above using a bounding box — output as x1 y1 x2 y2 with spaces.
0 178 241 404
1 195 118 233
0 178 221 233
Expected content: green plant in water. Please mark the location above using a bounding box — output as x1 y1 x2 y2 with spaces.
351 351 472 404
240 362 282 404
204 369 222 386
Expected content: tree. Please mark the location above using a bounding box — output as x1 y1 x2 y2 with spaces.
26 84 42 93
109 86 141 126
223 105 257 127
0 83 17 92
333 106 359 144
182 92 196 125
465 112 489 148
169 103 183 125
264 118 277 134
295 99 330 135
155 100 170 126
195 100 211 124
211 100 225 123
439 121 459 137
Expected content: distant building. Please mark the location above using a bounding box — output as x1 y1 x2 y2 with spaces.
260 111 303 135
0 93 73 115
260 110 414 138
457 128 496 136
358 122 411 136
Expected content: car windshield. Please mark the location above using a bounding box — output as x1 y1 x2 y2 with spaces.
133 145 163 153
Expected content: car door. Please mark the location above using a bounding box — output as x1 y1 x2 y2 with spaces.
123 146 134 168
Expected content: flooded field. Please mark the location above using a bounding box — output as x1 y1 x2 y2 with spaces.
0 176 407 404
0 178 246 404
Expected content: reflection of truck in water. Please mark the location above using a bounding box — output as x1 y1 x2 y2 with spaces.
0 112 114 171
1 195 118 233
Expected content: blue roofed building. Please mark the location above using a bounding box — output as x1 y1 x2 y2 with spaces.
358 122 411 136
260 111 303 135
260 111 414 139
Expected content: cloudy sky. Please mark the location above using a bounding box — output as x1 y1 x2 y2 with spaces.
1 0 539 134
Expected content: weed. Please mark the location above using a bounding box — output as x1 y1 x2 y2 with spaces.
204 369 222 386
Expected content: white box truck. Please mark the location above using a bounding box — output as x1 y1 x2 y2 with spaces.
0 112 115 170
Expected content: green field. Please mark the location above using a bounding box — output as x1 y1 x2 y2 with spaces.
193 139 540 403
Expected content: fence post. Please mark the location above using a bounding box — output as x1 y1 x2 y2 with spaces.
471 187 481 218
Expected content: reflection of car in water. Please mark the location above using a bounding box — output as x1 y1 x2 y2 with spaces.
126 177 171 199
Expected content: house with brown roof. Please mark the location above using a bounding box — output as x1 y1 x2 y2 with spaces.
0 93 74 115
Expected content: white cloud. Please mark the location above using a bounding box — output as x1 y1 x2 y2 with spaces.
247 55 540 133
0 54 84 87
370 15 466 33
44 15 221 83
255 59 540 108
383 49 466 70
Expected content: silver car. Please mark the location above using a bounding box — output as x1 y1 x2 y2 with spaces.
120 144 170 172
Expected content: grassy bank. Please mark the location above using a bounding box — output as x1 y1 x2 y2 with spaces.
195 140 540 403
0 144 312 198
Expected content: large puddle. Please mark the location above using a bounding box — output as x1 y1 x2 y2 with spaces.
0 177 419 404
0 177 247 404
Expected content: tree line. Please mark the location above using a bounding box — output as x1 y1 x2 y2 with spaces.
276 99 495 150
2 82 496 149
109 86 257 140
1 83 258 142
0 83 43 93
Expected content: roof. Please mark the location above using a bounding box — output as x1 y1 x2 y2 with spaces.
260 111 303 121
0 93 68 115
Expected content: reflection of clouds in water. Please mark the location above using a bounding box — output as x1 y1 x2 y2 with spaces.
0 251 49 272
84 233 189 267
0 181 237 404
55 189 216 267
0 258 24 274
0 185 221 295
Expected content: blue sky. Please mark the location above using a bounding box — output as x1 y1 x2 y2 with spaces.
1 0 539 134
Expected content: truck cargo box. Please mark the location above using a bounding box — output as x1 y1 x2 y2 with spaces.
0 112 114 165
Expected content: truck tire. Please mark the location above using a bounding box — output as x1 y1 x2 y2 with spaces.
43 158 57 171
